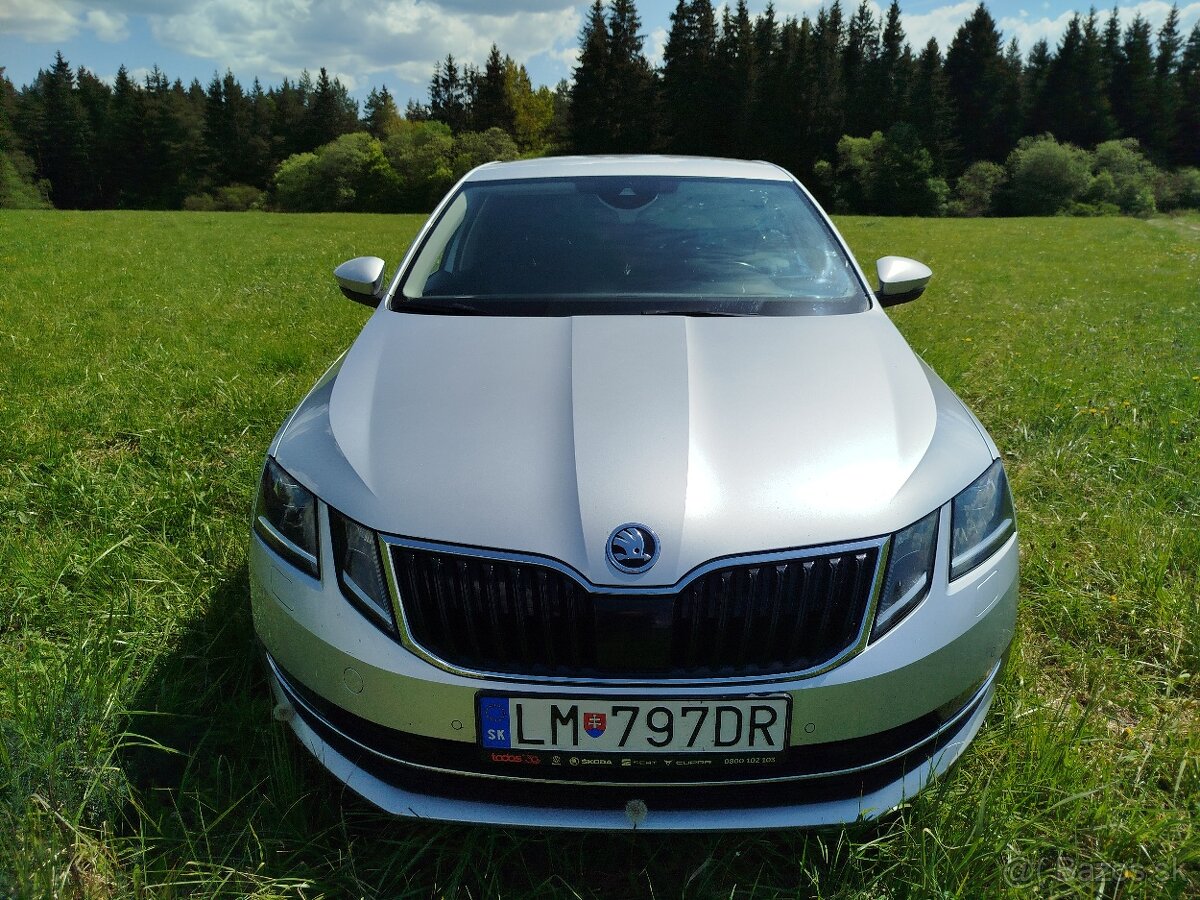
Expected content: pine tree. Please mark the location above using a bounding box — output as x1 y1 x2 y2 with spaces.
945 4 1013 169
876 1 911 128
660 0 719 153
1112 16 1158 152
843 0 881 135
908 38 956 174
716 0 756 156
1023 39 1051 132
274 78 309 158
570 0 655 153
472 46 515 134
606 0 657 151
173 78 207 200
141 66 190 206
777 15 816 174
246 78 274 186
105 65 143 206
1001 38 1025 139
1177 25 1200 165
1035 13 1114 147
203 71 236 185
810 2 847 164
1101 6 1122 92
307 67 359 147
73 66 109 205
1153 5 1183 158
570 1 611 152
363 85 402 138
751 5 791 163
1080 12 1115 144
28 53 93 207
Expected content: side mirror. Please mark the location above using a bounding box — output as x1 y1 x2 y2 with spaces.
334 256 386 307
875 256 932 307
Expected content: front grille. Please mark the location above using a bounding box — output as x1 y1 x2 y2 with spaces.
389 544 880 679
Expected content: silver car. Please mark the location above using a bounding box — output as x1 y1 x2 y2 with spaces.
250 156 1017 830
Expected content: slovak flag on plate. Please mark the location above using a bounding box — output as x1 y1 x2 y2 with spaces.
584 712 606 738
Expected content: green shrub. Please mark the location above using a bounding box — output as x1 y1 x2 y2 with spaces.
831 125 944 216
182 192 216 211
272 135 399 212
213 184 265 211
833 132 882 213
874 124 945 216
182 185 264 212
385 121 455 212
1153 167 1200 211
271 151 321 211
949 161 1007 217
1004 134 1092 216
1064 199 1120 216
451 127 519 180
1090 139 1158 216
0 149 50 209
1084 170 1118 207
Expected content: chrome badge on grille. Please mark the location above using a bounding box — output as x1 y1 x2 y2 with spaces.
606 523 659 574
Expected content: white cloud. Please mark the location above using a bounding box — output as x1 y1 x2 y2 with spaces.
762 1 1199 54
85 8 129 41
997 2 1200 52
144 0 581 95
0 0 80 41
2 0 583 100
897 1 979 50
647 25 667 68
546 44 581 73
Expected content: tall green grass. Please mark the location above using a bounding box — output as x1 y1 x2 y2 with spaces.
0 210 1196 898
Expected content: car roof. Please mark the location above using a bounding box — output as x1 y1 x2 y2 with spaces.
463 155 794 183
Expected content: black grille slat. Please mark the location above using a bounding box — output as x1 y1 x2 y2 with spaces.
390 544 878 678
734 567 759 668
765 563 790 664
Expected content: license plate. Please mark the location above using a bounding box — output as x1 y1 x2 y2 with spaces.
477 695 790 755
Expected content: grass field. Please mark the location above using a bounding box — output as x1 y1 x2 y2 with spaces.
0 209 1197 898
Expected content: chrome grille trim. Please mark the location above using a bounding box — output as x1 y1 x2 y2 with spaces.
379 534 891 686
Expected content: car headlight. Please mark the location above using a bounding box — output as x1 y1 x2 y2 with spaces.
872 509 939 638
254 458 319 578
328 508 396 633
951 459 1016 580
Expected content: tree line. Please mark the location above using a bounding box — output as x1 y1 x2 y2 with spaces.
0 48 560 211
1 0 1198 216
569 0 1199 213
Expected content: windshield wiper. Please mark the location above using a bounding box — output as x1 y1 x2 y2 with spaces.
640 307 755 317
393 298 490 315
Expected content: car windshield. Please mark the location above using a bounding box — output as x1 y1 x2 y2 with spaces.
397 176 870 316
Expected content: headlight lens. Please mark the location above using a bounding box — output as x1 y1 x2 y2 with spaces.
873 509 939 639
950 459 1016 580
254 458 319 578
328 508 395 633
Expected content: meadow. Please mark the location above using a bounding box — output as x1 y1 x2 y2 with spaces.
0 209 1196 898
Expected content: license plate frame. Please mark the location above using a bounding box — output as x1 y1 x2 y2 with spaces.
476 693 792 758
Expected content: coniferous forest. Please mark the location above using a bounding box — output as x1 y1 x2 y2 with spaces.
2 0 1199 216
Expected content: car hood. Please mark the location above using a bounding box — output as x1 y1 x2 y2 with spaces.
274 310 993 587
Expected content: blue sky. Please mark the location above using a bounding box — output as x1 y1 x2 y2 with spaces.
2 0 1196 109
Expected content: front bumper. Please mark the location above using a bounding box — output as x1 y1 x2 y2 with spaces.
250 496 1017 829
266 650 1002 830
